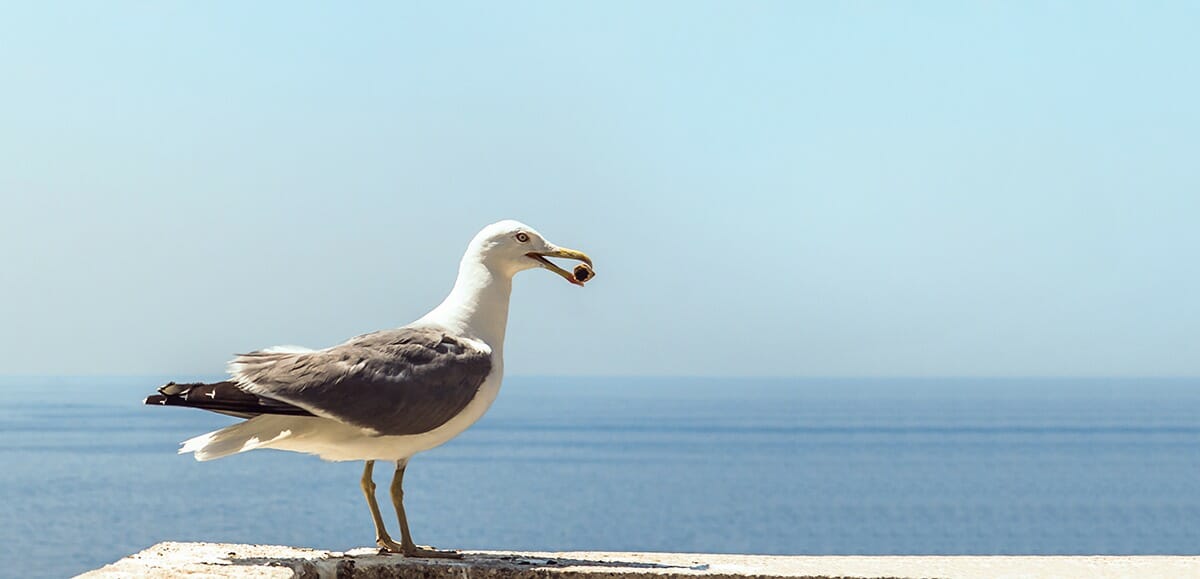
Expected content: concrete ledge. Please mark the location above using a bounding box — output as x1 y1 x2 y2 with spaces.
78 542 1200 579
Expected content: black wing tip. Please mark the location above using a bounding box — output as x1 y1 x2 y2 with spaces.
158 381 182 396
143 380 314 418
149 381 196 405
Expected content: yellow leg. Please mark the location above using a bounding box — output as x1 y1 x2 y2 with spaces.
390 460 462 559
360 460 403 553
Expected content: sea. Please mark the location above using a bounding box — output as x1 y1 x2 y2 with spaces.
1 376 1198 578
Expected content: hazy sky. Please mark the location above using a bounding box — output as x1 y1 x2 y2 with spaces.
1 2 1196 377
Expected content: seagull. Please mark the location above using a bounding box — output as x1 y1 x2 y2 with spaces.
145 220 594 558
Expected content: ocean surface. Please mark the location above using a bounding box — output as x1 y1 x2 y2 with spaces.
1 376 1198 578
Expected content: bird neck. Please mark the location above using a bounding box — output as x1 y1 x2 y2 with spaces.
418 255 513 353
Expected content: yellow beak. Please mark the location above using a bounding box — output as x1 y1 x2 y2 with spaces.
526 247 595 286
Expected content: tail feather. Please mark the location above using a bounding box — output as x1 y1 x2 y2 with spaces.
181 416 297 461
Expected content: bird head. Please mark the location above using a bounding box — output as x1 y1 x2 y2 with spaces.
471 220 594 286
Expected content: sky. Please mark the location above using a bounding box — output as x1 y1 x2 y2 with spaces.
1 1 1197 377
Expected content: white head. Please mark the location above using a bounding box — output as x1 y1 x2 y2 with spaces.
466 220 594 285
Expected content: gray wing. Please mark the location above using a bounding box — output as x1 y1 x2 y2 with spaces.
228 326 493 436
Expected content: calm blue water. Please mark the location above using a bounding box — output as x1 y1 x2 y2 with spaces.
1 377 1198 578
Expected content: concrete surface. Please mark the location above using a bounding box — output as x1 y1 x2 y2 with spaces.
77 541 1200 579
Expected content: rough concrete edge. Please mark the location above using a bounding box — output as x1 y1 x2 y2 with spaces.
76 542 335 579
76 542 1200 579
76 542 914 579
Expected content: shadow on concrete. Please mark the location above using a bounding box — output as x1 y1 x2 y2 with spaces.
480 553 709 571
224 549 711 576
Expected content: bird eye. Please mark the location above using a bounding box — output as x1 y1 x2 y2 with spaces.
515 232 530 243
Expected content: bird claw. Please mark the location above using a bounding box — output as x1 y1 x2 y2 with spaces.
376 537 405 555
403 545 463 559
376 537 461 559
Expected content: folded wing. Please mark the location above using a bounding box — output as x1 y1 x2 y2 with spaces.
228 326 493 436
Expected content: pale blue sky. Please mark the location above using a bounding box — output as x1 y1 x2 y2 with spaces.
1 2 1196 377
